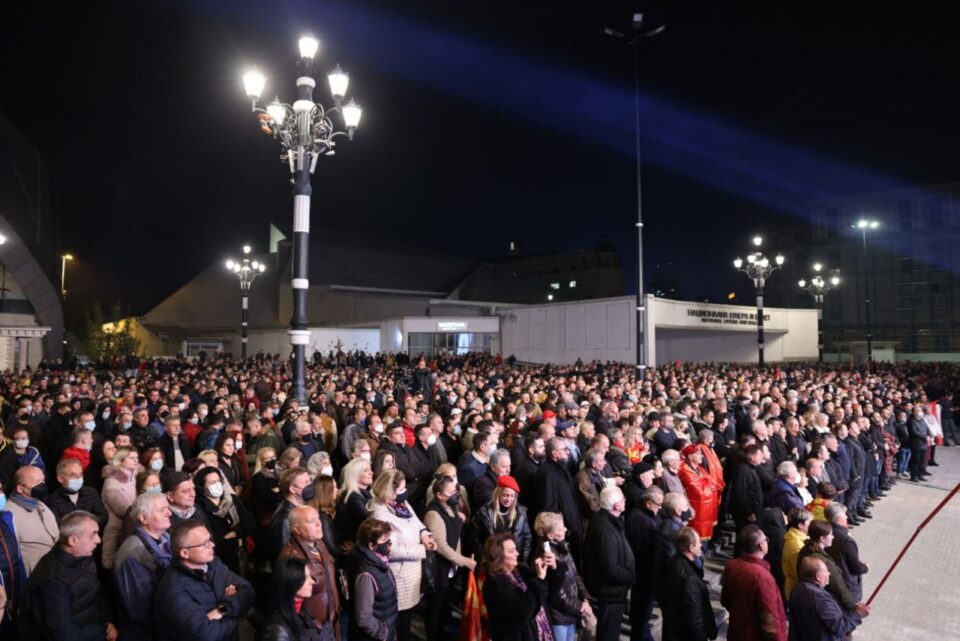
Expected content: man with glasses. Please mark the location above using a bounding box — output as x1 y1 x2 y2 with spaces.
153 519 254 641
625 486 663 641
720 525 788 641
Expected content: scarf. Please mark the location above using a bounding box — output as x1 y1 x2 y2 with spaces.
10 493 38 511
209 491 240 526
169 504 197 520
389 501 413 519
506 570 555 641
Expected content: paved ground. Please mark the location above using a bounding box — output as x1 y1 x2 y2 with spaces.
854 446 960 641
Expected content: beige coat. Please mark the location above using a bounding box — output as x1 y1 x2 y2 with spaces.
101 466 136 569
5 497 59 575
370 500 427 611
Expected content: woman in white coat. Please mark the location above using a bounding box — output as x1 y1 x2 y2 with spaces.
100 447 140 568
368 468 437 641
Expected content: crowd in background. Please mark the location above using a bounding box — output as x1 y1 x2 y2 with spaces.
0 350 956 641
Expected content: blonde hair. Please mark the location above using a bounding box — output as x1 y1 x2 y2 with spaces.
339 458 372 503
197 450 218 468
111 447 136 467
253 447 276 474
490 484 519 530
371 468 405 504
533 512 564 538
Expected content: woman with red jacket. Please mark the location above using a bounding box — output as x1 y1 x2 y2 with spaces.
678 443 720 540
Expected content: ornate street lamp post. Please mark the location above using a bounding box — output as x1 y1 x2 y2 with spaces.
733 236 785 367
799 263 840 363
225 245 266 360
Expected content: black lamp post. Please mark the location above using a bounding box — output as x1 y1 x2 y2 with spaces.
852 219 879 362
243 34 362 402
733 236 785 367
799 263 840 363
225 245 266 360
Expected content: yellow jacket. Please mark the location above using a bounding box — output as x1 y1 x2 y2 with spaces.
782 527 809 599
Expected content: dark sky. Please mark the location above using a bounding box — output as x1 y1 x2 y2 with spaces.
2 1 958 320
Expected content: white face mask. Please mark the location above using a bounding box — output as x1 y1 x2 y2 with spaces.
360 452 371 462
427 434 437 446
14 438 29 450
320 466 334 477
207 482 224 499
235 440 243 449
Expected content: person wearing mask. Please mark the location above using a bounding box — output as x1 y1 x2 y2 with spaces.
334 459 374 550
531 511 591 641
658 527 718 641
277 506 340 641
163 470 211 529
59 428 93 473
153 519 255 641
113 493 174 641
626 487 664 641
789 557 857 641
396 423 435 516
481 531 553 641
26 510 117 641
293 421 323 463
6 465 59 575
583 487 635 641
350 518 399 641
424 475 476 640
269 467 314 559
0 425 46 489
368 469 437 641
46 458 109 531
195 466 253 574
720 525 788 641
253 447 283 527
0 478 26 635
533 438 582 561
262 556 326 641
101 447 140 569
158 415 190 472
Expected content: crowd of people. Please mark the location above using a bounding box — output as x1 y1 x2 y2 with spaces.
0 350 956 641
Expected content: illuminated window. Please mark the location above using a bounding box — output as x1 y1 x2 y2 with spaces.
550 282 560 290
569 280 577 288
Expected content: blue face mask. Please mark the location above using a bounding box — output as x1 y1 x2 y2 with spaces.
0 493 6 511
66 478 84 494
145 486 163 494
84 421 96 431
121 422 132 430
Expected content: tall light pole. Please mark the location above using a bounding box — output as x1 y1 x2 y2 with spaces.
852 219 879 362
604 14 665 376
733 236 784 367
226 245 266 361
799 263 840 363
60 253 74 300
243 33 362 402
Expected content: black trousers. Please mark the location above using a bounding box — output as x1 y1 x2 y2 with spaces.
910 447 928 479
629 590 656 641
596 601 627 641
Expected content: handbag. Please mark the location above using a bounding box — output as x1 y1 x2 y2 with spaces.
421 549 440 595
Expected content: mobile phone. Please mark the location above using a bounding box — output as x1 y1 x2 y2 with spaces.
543 541 551 554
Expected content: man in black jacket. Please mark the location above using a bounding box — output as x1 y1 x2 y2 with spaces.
512 433 544 508
625 486 663 641
658 527 718 641
534 438 582 561
398 424 437 517
157 416 191 472
583 487 635 641
27 510 117 641
824 503 869 602
728 444 764 533
46 459 109 530
907 405 931 482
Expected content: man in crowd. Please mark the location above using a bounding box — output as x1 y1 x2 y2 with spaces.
6 466 59 575
720 525 788 641
45 458 109 530
583 487 634 641
789 556 856 641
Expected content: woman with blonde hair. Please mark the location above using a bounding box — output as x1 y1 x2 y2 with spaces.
334 458 374 548
307 473 341 558
101 446 140 568
468 475 532 561
369 468 437 641
532 512 591 641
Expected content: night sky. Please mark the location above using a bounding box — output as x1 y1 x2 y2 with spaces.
2 1 958 322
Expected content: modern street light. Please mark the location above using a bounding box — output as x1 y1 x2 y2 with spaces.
604 13 666 376
799 263 840 363
243 32 362 401
60 253 74 300
225 245 266 360
733 236 785 367
852 219 880 362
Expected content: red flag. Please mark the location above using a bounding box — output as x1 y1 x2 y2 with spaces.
460 570 489 641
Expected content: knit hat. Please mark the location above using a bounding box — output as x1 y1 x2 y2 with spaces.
496 475 521 494
541 409 557 420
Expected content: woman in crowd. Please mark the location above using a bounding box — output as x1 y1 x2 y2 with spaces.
226 425 253 500
782 507 812 599
423 475 476 640
101 446 140 569
195 465 253 573
253 446 282 527
141 448 165 476
481 532 553 641
797 519 867 621
87 438 117 491
216 433 246 496
279 447 304 475
372 449 395 479
368 469 437 641
306 451 334 479
532 512 591 641
335 458 374 549
308 473 340 558
261 557 323 641
351 518 398 641
425 463 472 522
469 475 532 561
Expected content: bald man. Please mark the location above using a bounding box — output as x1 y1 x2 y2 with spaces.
788 557 857 641
5 466 59 575
278 506 339 637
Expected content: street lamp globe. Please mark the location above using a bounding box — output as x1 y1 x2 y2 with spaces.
733 258 743 269
752 236 763 247
342 98 362 130
243 70 266 99
831 276 840 286
328 65 349 101
798 279 806 287
298 35 320 60
267 99 286 125
813 263 822 272
775 255 785 266
243 245 252 255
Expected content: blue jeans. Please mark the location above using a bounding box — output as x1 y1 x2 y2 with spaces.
896 448 911 475
552 623 577 641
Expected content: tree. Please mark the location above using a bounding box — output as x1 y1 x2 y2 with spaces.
75 301 140 361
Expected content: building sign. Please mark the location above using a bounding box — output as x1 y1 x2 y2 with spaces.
436 321 468 332
686 308 769 326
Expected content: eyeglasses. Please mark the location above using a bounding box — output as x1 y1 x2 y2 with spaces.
182 538 215 549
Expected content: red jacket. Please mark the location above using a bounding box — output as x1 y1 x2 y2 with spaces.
679 462 719 539
720 555 787 641
60 445 92 471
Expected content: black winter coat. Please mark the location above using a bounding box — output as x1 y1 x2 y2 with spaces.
658 554 718 641
582 510 635 603
482 566 549 641
27 545 110 641
534 461 582 542
728 463 763 522
625 506 661 598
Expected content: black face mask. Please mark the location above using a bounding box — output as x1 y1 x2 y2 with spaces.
446 494 460 508
395 490 409 505
264 459 277 470
29 483 48 503
374 541 392 556
301 485 317 502
680 508 693 522
532 453 546 464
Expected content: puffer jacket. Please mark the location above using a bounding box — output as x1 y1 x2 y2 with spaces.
532 537 589 626
469 503 532 562
369 500 428 611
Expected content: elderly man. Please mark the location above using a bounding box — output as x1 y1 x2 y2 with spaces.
659 527 718 641
0 478 26 635
534 437 582 559
152 519 255 641
728 444 764 533
46 458 109 530
625 486 663 641
27 510 117 641
278 506 340 640
158 415 190 472
824 503 869 602
789 556 856 641
5 466 59 575
576 448 611 517
114 493 173 640
472 447 512 511
583 487 635 641
720 525 788 641
764 461 805 516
